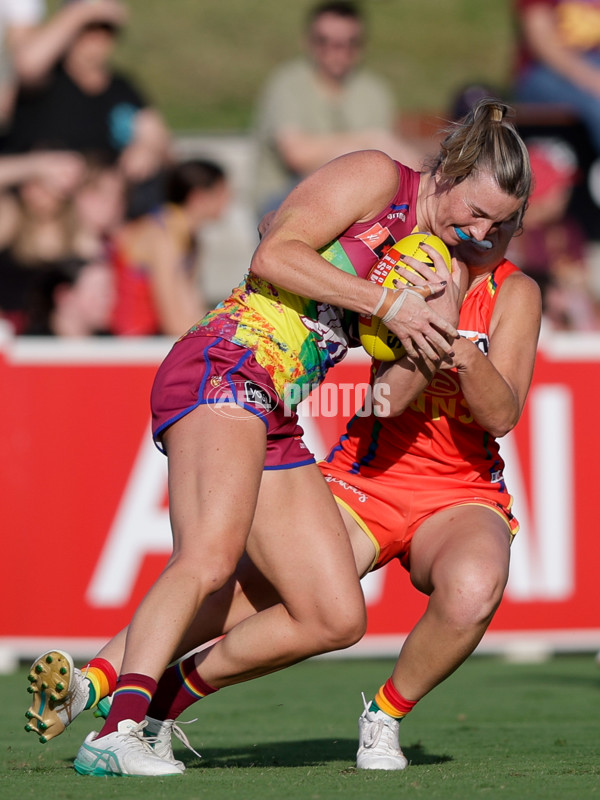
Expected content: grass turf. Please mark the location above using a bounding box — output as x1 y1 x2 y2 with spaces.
2 654 599 799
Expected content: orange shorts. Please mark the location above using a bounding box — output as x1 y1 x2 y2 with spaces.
318 461 519 572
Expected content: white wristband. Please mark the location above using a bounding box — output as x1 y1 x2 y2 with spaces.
371 286 388 317
381 288 424 324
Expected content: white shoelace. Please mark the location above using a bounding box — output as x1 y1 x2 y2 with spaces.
361 691 370 715
360 692 398 750
156 718 202 759
120 720 159 753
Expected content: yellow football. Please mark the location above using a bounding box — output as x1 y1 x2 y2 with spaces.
358 232 452 361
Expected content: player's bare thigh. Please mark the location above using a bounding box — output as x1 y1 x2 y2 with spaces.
162 403 267 560
338 505 378 578
246 464 366 624
408 504 512 596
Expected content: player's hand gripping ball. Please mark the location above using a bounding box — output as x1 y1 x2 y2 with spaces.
358 232 452 361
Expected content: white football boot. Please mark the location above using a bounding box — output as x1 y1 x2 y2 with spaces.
145 716 202 770
356 693 408 770
94 696 201 769
73 719 184 777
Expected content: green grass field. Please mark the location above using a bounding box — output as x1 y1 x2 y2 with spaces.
2 655 598 799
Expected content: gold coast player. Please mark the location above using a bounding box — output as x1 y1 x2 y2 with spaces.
320 210 541 769
24 100 534 777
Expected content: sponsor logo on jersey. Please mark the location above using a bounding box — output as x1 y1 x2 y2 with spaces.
387 202 409 221
244 380 275 412
356 222 395 258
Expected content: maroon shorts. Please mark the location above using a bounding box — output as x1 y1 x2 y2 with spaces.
151 335 315 469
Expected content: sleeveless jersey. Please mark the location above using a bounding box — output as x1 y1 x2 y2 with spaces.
182 162 420 406
325 259 520 489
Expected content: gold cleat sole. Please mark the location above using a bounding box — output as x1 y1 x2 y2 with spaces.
24 650 73 743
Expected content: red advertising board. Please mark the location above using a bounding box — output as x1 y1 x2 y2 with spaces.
2 326 599 663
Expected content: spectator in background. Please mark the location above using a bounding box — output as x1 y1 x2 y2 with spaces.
0 153 126 333
23 256 115 336
251 0 422 218
0 0 127 128
513 0 600 156
0 148 84 199
72 156 126 261
0 0 44 126
507 139 600 330
0 0 171 215
110 158 230 337
0 160 82 331
0 1 128 221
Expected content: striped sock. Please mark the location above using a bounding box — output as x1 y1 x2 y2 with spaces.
147 655 218 721
81 658 118 709
370 678 418 719
97 673 157 738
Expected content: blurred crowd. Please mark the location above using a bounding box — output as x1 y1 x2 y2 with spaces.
1 0 600 338
509 0 600 331
0 0 230 338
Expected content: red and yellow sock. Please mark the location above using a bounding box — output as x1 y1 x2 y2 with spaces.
371 678 417 719
81 657 118 709
147 654 218 721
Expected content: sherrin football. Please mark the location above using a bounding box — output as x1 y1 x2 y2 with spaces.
358 232 452 361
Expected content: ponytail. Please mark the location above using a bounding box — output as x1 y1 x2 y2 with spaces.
427 99 532 203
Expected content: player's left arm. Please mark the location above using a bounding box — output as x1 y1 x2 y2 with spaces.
372 356 433 417
448 271 542 438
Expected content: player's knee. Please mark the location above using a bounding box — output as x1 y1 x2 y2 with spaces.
316 599 367 651
165 549 240 597
443 569 506 629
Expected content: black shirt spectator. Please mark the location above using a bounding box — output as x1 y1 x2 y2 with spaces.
1 61 147 162
0 15 170 215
